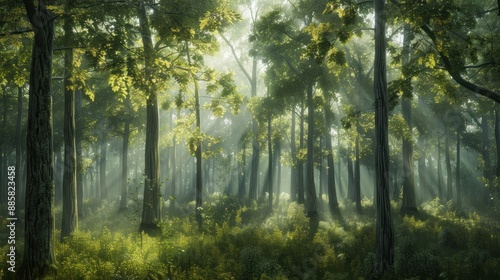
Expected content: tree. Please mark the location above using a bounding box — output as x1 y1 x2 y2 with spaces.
61 0 78 239
19 0 56 277
374 0 394 275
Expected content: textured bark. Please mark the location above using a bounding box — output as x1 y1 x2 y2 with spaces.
61 12 78 238
20 0 56 277
138 0 161 233
347 149 354 201
324 106 338 214
374 0 394 275
496 104 500 179
276 139 281 205
482 115 494 189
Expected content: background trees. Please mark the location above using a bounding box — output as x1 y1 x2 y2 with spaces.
1 0 500 278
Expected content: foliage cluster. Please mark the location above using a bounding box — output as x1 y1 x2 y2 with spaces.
1 194 499 279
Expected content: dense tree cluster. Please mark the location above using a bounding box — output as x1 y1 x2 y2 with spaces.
0 0 499 278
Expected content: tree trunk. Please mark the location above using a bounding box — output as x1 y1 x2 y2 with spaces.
276 138 281 206
100 139 107 200
267 100 273 211
400 25 417 214
16 87 24 211
290 108 298 201
20 0 56 277
337 132 343 200
355 127 361 213
347 148 354 201
75 89 83 218
445 125 452 202
324 106 338 214
374 0 394 274
298 105 305 204
120 119 130 210
138 0 161 233
496 104 500 181
456 129 461 208
437 136 443 201
249 57 259 201
61 15 78 238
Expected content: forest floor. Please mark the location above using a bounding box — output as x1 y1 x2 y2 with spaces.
1 193 500 279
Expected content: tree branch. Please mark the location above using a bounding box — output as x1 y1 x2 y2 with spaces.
220 33 252 84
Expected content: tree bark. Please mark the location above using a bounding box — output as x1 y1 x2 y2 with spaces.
267 98 273 211
249 57 259 201
290 108 298 201
437 136 443 201
324 106 338 214
374 0 394 275
61 11 78 238
20 0 56 277
298 105 305 204
138 0 161 233
355 129 361 213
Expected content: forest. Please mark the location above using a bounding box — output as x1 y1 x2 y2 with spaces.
1 0 500 279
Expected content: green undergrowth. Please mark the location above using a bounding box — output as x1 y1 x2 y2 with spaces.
1 195 500 279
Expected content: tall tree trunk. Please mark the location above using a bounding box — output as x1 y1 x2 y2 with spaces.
290 108 298 201
16 87 24 211
238 140 246 198
400 25 417 214
445 125 452 202
61 15 78 238
355 130 361 213
337 132 344 199
496 104 500 183
325 105 338 214
100 139 107 200
437 136 443 201
138 0 161 233
75 89 83 218
267 100 273 211
120 119 130 211
347 148 354 201
20 0 56 277
249 58 259 201
374 0 394 274
298 105 305 204
456 129 461 208
276 138 281 206
169 110 178 216
306 57 318 220
186 43 203 230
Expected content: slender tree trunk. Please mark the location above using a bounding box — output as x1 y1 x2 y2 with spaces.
120 119 130 210
15 87 25 211
445 125 452 202
374 0 394 274
267 100 273 210
324 107 338 214
100 139 107 200
437 136 443 201
238 140 246 198
169 111 178 215
61 17 78 238
483 115 493 190
298 105 305 204
347 149 354 201
496 104 500 181
337 132 344 199
306 58 318 220
75 89 83 218
290 108 298 201
276 138 281 206
400 25 417 214
138 0 161 233
249 58 259 201
354 126 361 213
456 129 461 208
20 0 56 276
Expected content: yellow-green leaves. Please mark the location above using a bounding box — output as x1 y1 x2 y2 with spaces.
199 7 241 32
